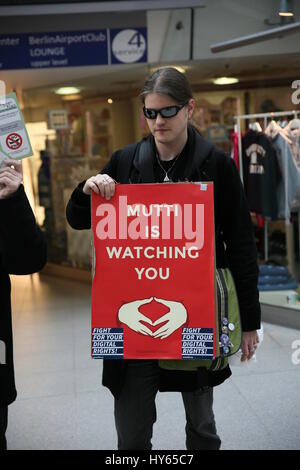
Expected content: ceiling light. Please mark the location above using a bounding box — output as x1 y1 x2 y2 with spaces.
107 98 113 104
55 87 81 95
213 77 239 85
62 94 82 101
279 0 294 16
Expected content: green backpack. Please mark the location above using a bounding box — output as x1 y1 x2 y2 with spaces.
159 268 242 372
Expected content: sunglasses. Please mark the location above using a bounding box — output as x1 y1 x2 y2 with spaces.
143 103 186 120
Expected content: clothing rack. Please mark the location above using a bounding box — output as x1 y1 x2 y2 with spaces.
235 110 299 182
234 110 299 267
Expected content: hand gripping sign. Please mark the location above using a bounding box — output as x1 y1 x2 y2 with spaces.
91 183 216 360
0 92 33 166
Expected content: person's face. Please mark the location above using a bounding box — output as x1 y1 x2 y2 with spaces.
143 93 195 146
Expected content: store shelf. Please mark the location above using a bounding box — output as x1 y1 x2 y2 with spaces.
259 290 300 310
260 290 300 330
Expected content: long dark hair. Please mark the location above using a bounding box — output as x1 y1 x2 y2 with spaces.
140 67 193 104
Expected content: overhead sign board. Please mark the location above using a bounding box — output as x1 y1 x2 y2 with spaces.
0 27 147 70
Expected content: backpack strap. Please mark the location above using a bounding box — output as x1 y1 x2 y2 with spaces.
116 143 138 183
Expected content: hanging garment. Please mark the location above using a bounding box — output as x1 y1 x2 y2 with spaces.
242 130 281 219
286 128 300 170
271 132 300 223
230 132 239 170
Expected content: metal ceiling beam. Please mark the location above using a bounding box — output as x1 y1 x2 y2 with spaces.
211 21 300 53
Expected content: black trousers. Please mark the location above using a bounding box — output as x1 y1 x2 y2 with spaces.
0 406 8 450
114 360 221 450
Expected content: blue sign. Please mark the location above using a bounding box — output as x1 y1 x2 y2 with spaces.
92 327 124 359
181 328 214 360
0 28 147 70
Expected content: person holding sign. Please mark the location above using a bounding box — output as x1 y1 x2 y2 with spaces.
66 68 261 450
0 159 47 450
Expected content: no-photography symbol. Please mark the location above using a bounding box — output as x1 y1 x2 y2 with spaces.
6 132 22 150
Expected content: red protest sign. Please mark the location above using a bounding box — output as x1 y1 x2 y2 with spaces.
91 183 216 360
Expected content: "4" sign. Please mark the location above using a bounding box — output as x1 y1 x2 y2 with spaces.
111 28 147 64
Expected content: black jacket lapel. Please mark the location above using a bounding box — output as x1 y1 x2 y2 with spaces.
171 126 214 181
132 136 156 183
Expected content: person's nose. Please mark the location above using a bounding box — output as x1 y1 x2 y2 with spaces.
155 113 166 126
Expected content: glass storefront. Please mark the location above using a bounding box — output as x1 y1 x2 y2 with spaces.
21 96 120 274
20 81 300 291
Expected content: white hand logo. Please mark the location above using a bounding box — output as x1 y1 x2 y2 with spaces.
117 296 187 339
118 297 154 336
151 297 187 339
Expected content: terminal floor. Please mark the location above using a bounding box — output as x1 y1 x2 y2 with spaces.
6 273 300 450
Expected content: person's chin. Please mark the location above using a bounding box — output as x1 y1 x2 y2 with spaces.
154 130 172 142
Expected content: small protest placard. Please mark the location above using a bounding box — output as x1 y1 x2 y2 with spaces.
0 92 33 165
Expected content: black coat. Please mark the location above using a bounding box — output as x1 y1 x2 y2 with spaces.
66 127 261 397
0 186 47 406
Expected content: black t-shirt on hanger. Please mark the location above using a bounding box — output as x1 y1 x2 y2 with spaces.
242 129 281 219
